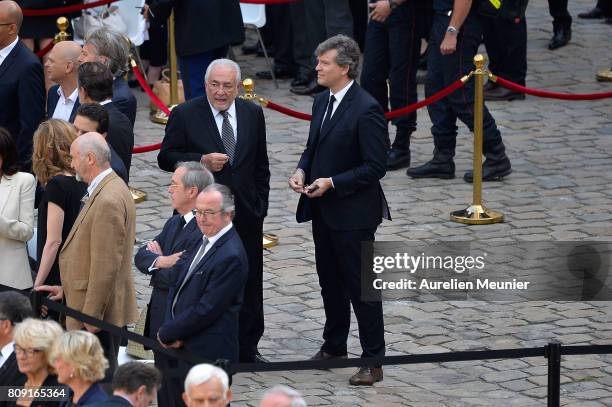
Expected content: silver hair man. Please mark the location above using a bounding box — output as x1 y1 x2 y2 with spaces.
83 27 130 77
204 58 242 84
260 385 307 407
183 364 231 406
176 161 214 192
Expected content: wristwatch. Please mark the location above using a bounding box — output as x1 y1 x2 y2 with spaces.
388 0 398 10
446 26 458 35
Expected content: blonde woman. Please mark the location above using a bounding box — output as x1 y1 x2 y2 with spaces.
31 120 87 288
50 331 108 406
11 318 63 407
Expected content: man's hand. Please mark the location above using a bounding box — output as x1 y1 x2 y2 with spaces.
201 153 229 172
141 4 150 20
154 251 184 269
147 240 163 255
369 1 392 22
34 285 64 301
288 169 306 193
84 323 100 334
440 32 458 55
167 340 183 349
304 178 333 198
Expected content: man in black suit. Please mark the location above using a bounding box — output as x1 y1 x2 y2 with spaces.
78 27 137 127
0 1 45 171
78 62 134 175
158 59 270 363
45 41 82 121
148 0 244 100
288 34 389 386
0 291 33 388
73 103 129 184
158 184 248 405
89 362 161 407
135 162 211 407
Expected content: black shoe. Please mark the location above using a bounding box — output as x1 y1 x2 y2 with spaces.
463 157 512 183
548 27 571 50
290 82 326 96
484 86 526 101
255 67 294 80
578 7 604 19
311 350 348 360
387 148 411 170
291 74 311 88
406 159 455 179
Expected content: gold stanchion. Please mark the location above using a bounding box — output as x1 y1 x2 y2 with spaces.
151 11 179 124
450 55 503 225
54 17 70 43
596 68 612 82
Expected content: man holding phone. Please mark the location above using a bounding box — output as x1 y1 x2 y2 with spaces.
288 35 390 386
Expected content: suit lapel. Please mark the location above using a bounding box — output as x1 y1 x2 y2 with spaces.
232 99 247 166
170 217 197 253
318 83 357 144
307 91 330 151
0 41 20 82
0 175 14 215
176 228 233 288
69 98 80 123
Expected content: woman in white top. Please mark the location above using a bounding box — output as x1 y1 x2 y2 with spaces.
0 127 35 290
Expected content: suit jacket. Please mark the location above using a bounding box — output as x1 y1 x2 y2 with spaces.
0 351 26 388
150 0 244 57
6 374 61 407
109 145 128 184
0 172 35 289
46 84 80 122
112 77 137 128
88 395 131 407
0 40 45 170
158 97 270 231
296 83 390 231
58 172 138 331
104 102 134 174
158 226 248 363
134 215 201 338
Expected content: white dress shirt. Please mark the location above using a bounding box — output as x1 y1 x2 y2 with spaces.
51 86 79 121
0 37 18 67
0 342 14 369
208 101 237 142
185 222 233 272
326 80 354 118
87 167 113 196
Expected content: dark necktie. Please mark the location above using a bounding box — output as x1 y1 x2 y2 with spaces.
321 95 336 131
220 111 236 164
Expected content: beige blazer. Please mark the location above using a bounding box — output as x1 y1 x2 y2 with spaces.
59 172 138 330
0 172 35 289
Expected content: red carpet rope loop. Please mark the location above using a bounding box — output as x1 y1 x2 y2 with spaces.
493 75 612 100
36 41 54 58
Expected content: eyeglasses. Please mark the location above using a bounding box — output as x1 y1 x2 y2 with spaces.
207 82 236 93
14 345 44 358
193 209 223 218
168 183 183 189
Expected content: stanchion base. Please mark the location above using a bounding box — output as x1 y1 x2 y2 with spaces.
149 105 178 125
263 233 278 249
130 187 147 204
596 69 612 82
450 205 503 225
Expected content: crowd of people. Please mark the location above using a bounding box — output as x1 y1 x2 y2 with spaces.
0 0 609 405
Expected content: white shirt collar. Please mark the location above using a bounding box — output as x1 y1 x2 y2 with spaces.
203 222 233 247
183 211 195 225
58 86 79 104
87 167 113 196
0 342 14 365
208 100 236 119
0 36 19 62
99 99 112 106
330 80 354 105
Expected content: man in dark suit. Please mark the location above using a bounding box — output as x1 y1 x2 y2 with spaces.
288 35 389 386
78 27 137 127
0 1 45 171
135 162 211 407
158 184 248 405
73 103 129 184
148 0 244 100
78 62 134 175
89 362 161 407
0 291 33 388
45 41 82 121
158 58 270 363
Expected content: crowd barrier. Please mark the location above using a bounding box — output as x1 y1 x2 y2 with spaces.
28 290 612 407
22 0 120 17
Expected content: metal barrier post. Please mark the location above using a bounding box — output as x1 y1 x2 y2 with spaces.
546 341 561 407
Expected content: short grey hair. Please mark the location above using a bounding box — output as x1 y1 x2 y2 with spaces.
184 364 229 394
262 386 307 407
77 132 111 165
176 162 214 192
202 183 234 214
85 27 130 77
204 58 242 84
315 34 360 79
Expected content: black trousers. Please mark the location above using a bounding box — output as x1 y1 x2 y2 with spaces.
361 2 425 137
95 329 119 392
311 210 385 358
261 4 294 71
481 15 527 85
548 0 572 30
236 220 265 361
426 12 503 154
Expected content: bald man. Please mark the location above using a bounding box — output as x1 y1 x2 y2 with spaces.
0 0 45 170
45 41 82 121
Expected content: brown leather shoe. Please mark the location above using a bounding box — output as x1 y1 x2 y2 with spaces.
349 367 383 386
311 350 348 360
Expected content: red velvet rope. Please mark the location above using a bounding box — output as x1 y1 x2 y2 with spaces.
131 64 169 154
22 0 120 16
495 76 612 101
36 41 54 58
265 100 312 121
133 142 162 154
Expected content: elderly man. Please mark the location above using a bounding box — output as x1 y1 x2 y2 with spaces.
158 59 270 363
0 0 45 170
0 291 33 387
45 41 82 121
182 364 232 407
288 34 390 386
78 27 137 126
89 362 162 407
135 162 212 407
39 132 138 383
260 386 307 407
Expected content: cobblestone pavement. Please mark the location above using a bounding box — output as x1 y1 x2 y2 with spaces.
127 1 612 405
